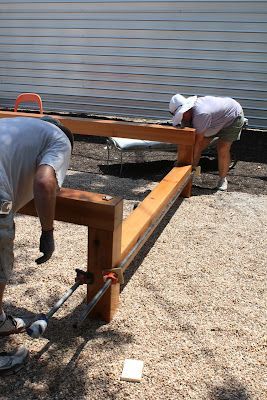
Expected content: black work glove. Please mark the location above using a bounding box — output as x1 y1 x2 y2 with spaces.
35 229 55 265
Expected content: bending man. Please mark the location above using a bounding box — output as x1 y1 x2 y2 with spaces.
169 94 244 191
0 116 73 336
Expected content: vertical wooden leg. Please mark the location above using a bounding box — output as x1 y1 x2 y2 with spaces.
178 145 194 198
181 178 192 198
86 203 123 322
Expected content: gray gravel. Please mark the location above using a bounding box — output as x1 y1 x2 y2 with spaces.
0 171 266 400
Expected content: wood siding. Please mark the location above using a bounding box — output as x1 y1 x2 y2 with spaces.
0 0 266 128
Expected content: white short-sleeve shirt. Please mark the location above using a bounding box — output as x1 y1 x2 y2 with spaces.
0 117 71 212
192 96 243 137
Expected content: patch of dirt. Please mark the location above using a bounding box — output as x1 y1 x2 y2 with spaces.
69 130 267 196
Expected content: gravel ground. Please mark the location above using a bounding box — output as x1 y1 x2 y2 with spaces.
0 134 266 399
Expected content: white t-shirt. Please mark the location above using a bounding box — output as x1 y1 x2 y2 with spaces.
0 117 71 212
192 96 243 137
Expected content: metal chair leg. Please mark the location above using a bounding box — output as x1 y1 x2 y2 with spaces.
119 151 123 177
107 143 110 165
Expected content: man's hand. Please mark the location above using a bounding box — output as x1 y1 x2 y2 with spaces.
35 229 55 264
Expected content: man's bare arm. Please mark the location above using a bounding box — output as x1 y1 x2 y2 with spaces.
193 133 212 169
33 165 58 231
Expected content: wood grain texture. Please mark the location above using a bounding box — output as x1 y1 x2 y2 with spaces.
86 222 122 322
0 111 195 145
19 188 123 231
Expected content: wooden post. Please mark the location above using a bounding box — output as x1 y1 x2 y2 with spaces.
19 188 123 323
178 144 194 197
86 200 123 322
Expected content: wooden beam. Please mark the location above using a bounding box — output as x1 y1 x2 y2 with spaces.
177 145 194 197
120 165 192 269
0 111 195 146
86 222 122 322
19 188 123 231
58 116 196 146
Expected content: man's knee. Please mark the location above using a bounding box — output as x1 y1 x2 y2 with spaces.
0 215 15 283
217 139 232 153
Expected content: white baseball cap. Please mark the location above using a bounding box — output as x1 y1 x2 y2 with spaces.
169 94 197 126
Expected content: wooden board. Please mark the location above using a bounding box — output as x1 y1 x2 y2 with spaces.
0 111 195 146
19 188 123 231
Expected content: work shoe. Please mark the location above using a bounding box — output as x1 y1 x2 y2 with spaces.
0 346 29 376
216 177 228 191
0 315 26 336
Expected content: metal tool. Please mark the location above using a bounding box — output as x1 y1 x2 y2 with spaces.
27 269 94 339
73 271 118 328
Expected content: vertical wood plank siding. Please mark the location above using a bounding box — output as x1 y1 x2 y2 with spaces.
0 1 266 128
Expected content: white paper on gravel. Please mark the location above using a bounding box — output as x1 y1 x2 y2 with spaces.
120 359 144 382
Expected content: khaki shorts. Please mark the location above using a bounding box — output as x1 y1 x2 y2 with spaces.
216 112 245 142
0 212 15 283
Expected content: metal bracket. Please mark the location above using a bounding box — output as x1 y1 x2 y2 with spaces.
194 166 201 176
75 268 94 285
102 195 113 201
102 267 124 284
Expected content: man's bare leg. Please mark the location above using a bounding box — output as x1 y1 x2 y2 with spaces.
217 139 232 178
0 282 5 314
216 139 233 190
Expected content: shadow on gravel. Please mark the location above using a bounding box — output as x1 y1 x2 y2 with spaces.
192 185 218 196
64 171 154 201
99 155 235 181
209 378 251 400
0 303 134 399
99 159 175 181
121 197 184 291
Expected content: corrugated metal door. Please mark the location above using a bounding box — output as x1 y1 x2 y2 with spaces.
0 0 266 128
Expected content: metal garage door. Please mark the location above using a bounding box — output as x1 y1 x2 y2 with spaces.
0 0 266 128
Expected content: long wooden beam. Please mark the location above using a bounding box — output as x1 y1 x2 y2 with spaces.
0 110 195 146
19 188 123 231
119 165 192 270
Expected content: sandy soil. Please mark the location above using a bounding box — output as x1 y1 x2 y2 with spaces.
0 133 266 400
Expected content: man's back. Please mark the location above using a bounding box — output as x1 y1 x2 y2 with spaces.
193 96 243 136
0 117 71 211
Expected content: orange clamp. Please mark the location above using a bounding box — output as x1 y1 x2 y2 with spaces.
102 267 124 284
102 272 118 284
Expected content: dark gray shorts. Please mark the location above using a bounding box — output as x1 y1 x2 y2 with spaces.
0 213 15 283
217 112 245 142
